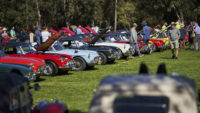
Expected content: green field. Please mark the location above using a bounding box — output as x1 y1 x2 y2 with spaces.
33 50 200 113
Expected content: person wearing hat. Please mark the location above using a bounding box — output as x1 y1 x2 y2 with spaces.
130 23 143 57
179 24 186 50
141 21 150 45
1 28 10 43
35 25 42 46
168 22 181 59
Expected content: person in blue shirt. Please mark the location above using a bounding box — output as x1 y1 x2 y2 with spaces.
35 26 42 46
142 21 151 45
76 26 83 35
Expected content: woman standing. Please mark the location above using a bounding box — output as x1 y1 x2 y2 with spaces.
1 28 10 43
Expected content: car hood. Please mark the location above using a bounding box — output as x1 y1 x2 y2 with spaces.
88 28 109 45
36 33 63 52
0 56 45 67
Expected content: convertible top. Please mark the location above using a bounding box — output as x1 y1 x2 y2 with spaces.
0 42 30 47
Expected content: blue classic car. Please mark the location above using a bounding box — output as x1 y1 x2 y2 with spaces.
46 41 101 71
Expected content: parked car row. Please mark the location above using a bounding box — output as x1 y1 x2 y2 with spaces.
0 63 199 113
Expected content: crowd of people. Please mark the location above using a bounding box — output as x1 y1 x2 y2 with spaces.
129 21 200 59
0 20 199 60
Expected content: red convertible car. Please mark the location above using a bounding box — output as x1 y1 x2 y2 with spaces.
0 50 46 79
0 34 75 76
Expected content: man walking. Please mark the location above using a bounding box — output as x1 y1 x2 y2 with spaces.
141 21 150 45
35 26 42 46
168 22 180 59
194 22 200 51
130 23 143 57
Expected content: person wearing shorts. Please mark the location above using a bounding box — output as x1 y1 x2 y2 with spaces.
168 22 181 59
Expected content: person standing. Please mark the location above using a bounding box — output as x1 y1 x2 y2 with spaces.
193 22 200 51
130 23 143 57
76 26 83 35
10 27 16 41
179 24 186 50
1 28 10 43
168 22 181 59
35 26 42 46
41 27 51 42
187 22 195 49
141 21 150 45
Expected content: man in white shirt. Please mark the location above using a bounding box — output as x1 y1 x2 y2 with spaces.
41 27 51 43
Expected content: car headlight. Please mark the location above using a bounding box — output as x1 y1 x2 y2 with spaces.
124 45 126 49
42 59 45 63
109 49 112 53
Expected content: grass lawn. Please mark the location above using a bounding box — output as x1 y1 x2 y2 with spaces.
33 50 200 113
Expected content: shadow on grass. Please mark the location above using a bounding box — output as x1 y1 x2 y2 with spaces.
160 57 173 59
34 78 46 82
69 110 86 113
57 72 74 76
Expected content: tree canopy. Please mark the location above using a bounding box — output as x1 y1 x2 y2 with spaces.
0 0 199 30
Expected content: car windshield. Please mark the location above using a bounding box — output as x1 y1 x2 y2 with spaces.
52 41 65 50
20 45 35 54
0 50 6 57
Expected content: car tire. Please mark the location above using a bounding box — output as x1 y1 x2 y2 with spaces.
73 57 87 71
98 52 107 65
44 61 58 76
117 49 123 59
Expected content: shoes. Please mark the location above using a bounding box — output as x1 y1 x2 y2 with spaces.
139 54 144 57
172 55 176 59
174 56 178 59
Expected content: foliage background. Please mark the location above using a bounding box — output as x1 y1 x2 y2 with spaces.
0 0 200 30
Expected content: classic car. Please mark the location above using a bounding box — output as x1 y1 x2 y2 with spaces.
34 32 100 71
0 50 46 79
0 63 34 81
59 36 120 64
89 64 199 113
47 41 101 71
0 41 75 76
88 31 135 58
0 72 32 113
101 32 155 54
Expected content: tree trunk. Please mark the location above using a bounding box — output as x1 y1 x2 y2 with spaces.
35 0 41 26
114 0 117 31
